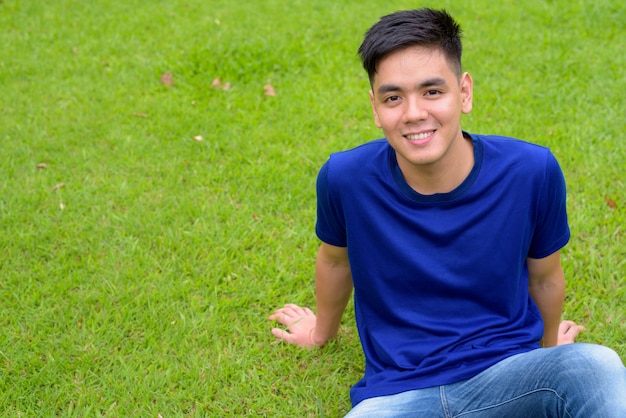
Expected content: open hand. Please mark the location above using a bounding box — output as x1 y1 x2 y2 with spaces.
557 320 585 345
268 304 320 349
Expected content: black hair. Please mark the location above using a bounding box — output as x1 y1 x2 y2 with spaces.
358 8 463 85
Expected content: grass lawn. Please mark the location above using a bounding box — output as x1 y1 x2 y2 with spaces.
1 0 624 416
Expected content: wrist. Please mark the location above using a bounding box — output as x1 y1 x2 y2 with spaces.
309 328 329 347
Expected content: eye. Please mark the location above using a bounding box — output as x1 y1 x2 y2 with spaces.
425 89 442 96
384 95 401 103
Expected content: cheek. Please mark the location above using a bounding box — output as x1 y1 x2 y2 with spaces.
432 99 462 121
373 108 399 129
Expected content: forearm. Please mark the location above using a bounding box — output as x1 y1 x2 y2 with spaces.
529 270 565 347
313 244 353 345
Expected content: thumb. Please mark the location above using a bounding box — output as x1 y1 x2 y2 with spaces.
271 327 295 343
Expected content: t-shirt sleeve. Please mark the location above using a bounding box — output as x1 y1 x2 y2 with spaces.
315 159 347 247
528 151 570 259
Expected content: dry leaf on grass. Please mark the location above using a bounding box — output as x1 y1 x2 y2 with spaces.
605 197 617 209
211 77 231 91
51 183 65 192
264 84 276 96
160 72 174 86
36 163 47 169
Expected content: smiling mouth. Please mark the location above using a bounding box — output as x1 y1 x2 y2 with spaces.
405 130 435 143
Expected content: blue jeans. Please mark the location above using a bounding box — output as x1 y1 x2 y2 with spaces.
345 343 626 418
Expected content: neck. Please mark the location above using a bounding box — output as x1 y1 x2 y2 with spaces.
399 134 474 195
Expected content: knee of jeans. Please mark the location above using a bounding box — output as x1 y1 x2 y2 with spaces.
570 343 625 373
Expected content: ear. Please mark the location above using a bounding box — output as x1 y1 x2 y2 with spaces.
369 90 382 128
460 72 473 114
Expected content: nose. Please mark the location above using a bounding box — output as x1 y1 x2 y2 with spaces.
403 96 428 123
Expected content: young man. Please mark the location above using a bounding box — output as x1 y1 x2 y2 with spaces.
269 8 626 417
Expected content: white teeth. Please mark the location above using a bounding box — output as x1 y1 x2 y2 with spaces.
406 132 433 140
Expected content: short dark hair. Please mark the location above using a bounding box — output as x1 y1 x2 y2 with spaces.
358 8 463 85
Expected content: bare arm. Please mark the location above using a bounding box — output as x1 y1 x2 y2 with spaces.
312 242 353 344
269 242 352 348
527 251 566 347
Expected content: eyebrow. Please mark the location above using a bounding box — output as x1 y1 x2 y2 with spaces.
376 77 448 96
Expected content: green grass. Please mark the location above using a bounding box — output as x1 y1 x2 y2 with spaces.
1 0 624 415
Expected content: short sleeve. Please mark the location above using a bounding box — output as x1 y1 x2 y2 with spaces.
528 152 570 258
315 159 347 247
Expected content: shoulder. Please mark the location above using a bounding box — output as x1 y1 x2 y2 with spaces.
327 138 389 165
474 133 551 155
472 133 558 172
321 139 390 179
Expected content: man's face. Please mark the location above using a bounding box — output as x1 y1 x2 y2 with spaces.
369 46 473 174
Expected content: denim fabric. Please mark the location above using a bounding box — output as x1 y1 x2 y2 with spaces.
345 344 626 418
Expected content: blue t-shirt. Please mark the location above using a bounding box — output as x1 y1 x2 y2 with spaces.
315 133 570 406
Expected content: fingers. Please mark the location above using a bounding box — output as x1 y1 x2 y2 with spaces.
271 327 295 344
557 320 586 345
269 304 318 348
559 320 577 331
283 304 311 317
268 303 312 325
559 320 586 335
